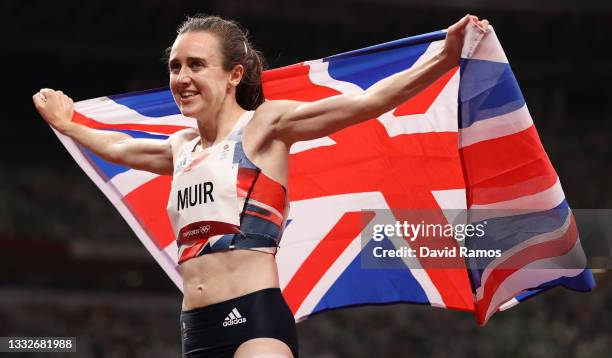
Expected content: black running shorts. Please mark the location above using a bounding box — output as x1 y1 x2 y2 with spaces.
180 288 299 357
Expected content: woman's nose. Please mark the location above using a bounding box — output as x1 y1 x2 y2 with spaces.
177 68 192 85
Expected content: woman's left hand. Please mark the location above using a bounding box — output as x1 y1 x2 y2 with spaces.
442 14 489 66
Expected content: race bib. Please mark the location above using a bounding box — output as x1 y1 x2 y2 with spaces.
167 140 242 245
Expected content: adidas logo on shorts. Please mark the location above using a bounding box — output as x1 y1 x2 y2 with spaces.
223 307 247 327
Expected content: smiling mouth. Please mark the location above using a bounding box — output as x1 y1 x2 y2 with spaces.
179 91 199 99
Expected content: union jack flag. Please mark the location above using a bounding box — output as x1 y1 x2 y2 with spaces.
53 23 594 325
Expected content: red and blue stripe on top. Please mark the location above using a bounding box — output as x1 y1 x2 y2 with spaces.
166 111 289 264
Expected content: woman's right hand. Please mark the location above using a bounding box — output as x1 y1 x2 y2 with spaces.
32 88 75 133
32 87 182 175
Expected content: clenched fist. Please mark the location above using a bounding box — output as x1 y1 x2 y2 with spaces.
32 88 75 133
442 15 489 66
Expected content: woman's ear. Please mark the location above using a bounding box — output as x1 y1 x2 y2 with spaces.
229 64 244 87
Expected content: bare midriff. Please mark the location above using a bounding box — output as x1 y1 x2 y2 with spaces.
180 249 280 311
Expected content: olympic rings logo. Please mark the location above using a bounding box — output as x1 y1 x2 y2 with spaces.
200 224 211 234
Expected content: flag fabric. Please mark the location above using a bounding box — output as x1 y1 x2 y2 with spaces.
54 23 594 325
455 25 595 323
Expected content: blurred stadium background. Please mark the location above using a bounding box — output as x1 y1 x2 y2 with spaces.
1 0 610 357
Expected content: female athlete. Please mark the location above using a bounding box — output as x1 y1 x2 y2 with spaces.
33 14 488 358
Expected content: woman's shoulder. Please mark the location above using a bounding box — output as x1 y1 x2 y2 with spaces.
249 100 302 130
254 99 301 117
168 128 199 156
170 127 199 141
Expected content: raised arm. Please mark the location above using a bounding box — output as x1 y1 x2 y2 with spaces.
33 89 177 175
266 15 488 144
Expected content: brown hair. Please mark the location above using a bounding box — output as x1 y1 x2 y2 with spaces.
172 14 267 110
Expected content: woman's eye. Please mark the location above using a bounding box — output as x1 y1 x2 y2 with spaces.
191 61 204 70
169 63 180 73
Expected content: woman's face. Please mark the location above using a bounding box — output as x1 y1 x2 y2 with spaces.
168 31 230 119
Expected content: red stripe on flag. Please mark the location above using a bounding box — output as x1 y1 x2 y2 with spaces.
73 111 189 135
289 125 463 202
393 66 458 116
263 63 341 101
123 175 175 249
475 214 579 324
460 126 558 206
282 211 376 314
381 191 475 312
